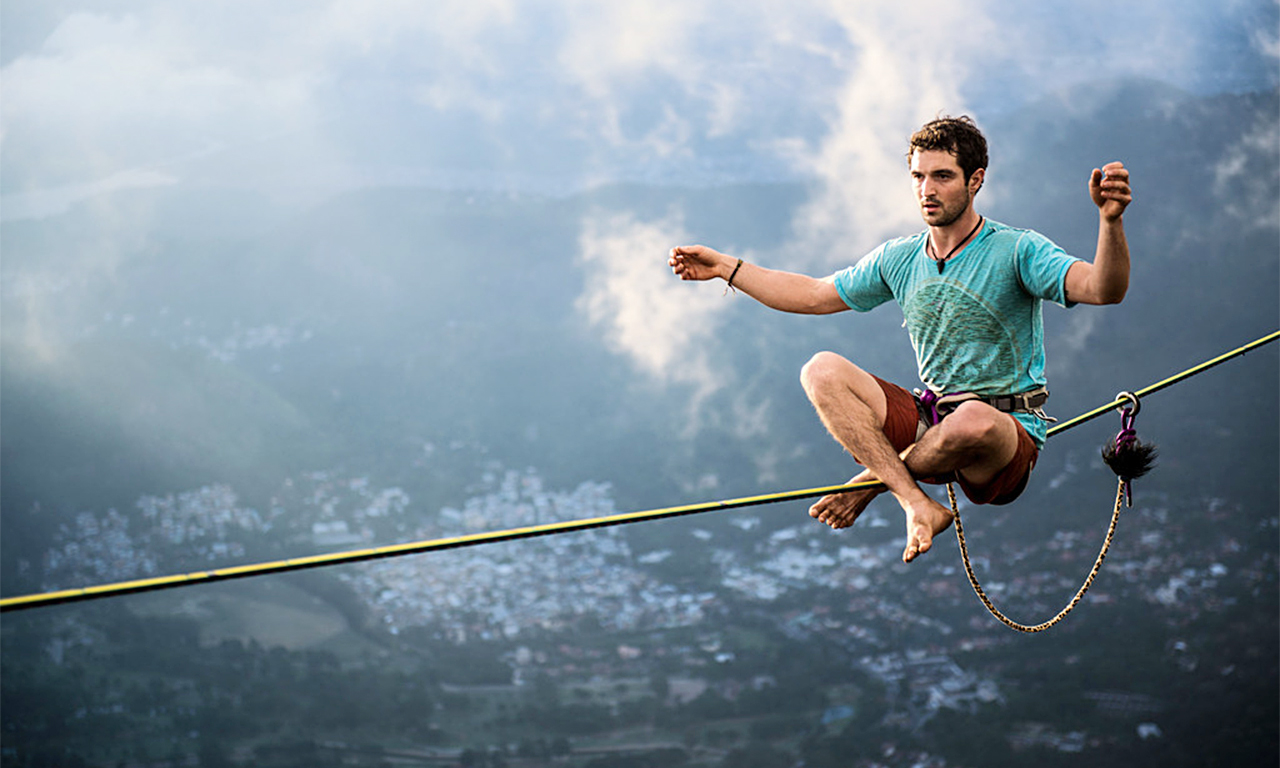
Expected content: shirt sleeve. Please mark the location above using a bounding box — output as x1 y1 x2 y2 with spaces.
832 245 895 312
1015 230 1080 308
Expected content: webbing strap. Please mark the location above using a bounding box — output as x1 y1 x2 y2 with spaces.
2 330 1276 613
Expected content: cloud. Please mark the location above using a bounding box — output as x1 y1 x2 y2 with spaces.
768 2 993 271
5 1 1274 343
6 0 1272 201
554 1 702 100
1213 110 1280 228
1253 6 1280 61
1 168 177 221
764 0 1279 271
1 10 328 195
575 210 729 396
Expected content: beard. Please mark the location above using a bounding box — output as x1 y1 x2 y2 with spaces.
922 193 973 227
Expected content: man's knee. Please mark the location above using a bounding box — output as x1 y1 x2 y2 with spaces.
800 351 850 398
937 402 1010 454
798 350 839 394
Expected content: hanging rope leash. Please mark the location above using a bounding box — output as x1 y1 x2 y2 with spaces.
2 330 1276 613
948 391 1153 632
949 480 1125 633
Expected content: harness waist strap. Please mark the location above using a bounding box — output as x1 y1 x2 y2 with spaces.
915 386 1056 426
981 389 1049 413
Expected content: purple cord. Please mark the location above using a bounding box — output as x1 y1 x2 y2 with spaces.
918 389 943 427
1114 407 1138 505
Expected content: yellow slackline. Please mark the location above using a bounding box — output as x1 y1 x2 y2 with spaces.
3 329 1276 614
1045 329 1280 438
0 480 878 613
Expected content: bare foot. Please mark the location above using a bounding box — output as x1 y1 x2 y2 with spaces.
809 486 882 529
900 495 955 563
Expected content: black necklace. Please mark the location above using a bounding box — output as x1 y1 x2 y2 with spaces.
928 216 984 273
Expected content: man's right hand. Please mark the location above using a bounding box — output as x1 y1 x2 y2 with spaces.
669 245 731 282
669 245 848 315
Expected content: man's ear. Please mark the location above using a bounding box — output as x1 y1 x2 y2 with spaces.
968 167 985 194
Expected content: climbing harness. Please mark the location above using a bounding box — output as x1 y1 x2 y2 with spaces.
915 386 1054 429
947 391 1153 633
2 330 1276 614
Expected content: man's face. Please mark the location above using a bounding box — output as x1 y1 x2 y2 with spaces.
911 149 983 227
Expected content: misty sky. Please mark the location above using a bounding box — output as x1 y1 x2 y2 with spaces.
4 1 1275 206
2 0 1277 394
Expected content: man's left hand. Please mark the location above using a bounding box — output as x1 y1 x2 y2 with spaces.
1090 161 1132 221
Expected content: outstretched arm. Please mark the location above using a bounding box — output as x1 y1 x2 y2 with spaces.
1065 161 1132 305
668 244 849 315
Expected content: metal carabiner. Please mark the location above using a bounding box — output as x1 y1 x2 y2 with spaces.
1114 391 1140 416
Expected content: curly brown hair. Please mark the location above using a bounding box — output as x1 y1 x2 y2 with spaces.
907 115 988 182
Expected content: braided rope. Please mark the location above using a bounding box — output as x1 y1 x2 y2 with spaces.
948 479 1126 633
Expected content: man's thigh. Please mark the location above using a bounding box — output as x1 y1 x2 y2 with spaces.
870 376 925 452
869 386 1038 505
938 401 1022 483
957 416 1038 505
803 352 891 424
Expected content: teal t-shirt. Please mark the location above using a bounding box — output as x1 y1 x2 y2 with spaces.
832 219 1079 448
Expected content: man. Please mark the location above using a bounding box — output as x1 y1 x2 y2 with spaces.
668 116 1132 563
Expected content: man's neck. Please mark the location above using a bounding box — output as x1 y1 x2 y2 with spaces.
929 209 984 256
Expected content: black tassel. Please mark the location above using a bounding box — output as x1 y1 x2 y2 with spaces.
1104 394 1156 507
1102 438 1158 481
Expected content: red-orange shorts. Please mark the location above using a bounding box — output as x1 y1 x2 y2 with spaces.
874 376 1038 506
